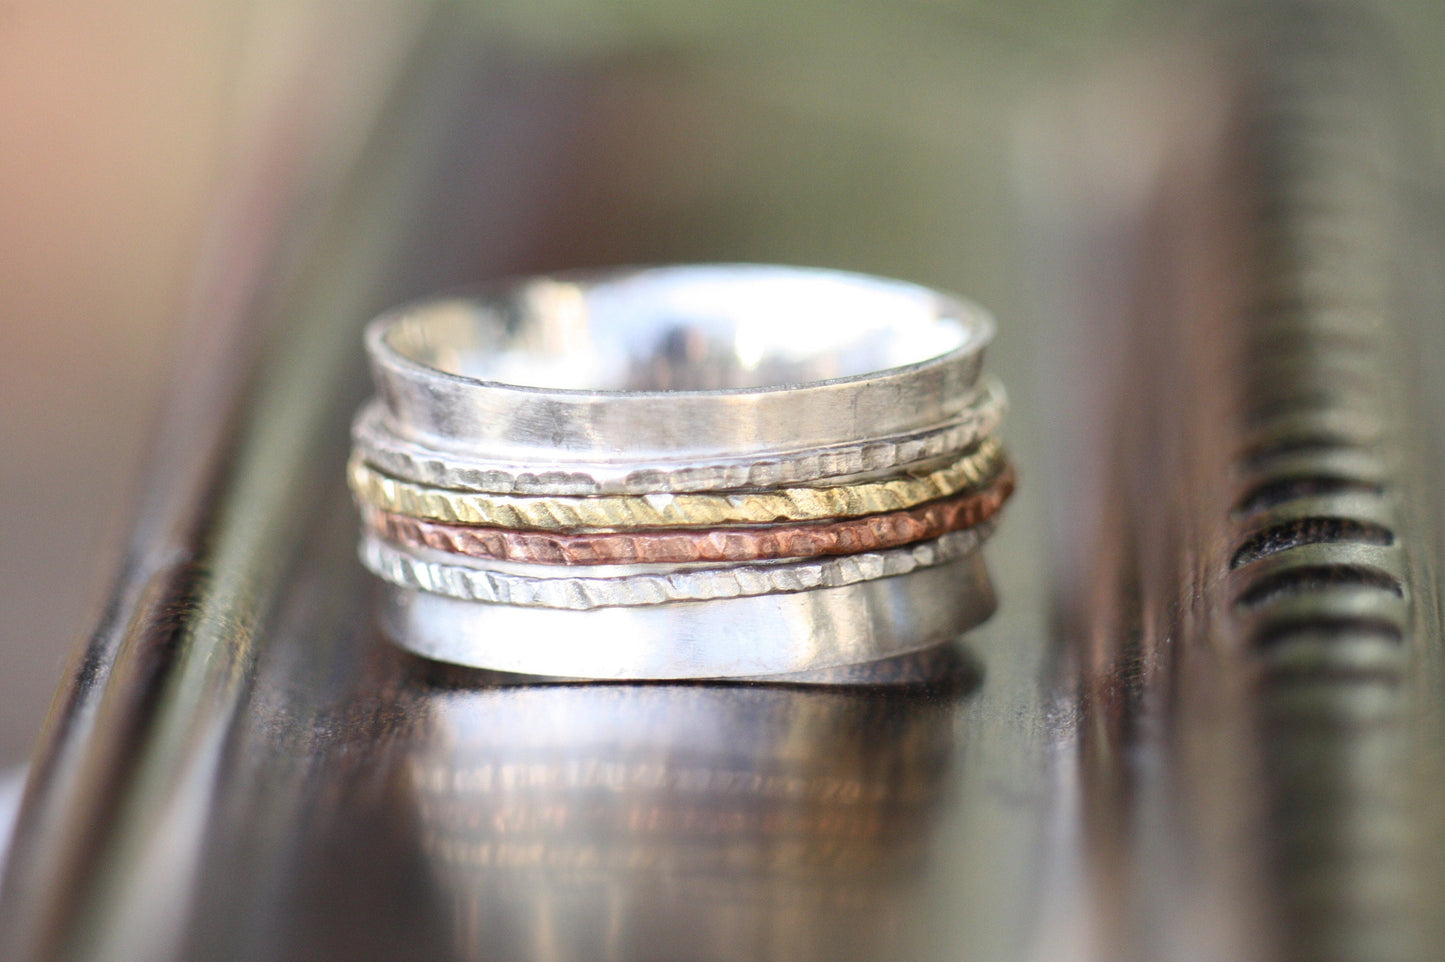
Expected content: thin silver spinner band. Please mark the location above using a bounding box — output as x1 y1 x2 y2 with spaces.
360 524 995 610
352 377 1006 495
366 265 995 461
377 551 997 679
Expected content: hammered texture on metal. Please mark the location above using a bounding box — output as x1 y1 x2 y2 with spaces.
360 525 994 609
352 379 1006 495
364 466 1014 564
349 439 1006 529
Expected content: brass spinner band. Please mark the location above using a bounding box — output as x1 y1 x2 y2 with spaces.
349 438 1005 530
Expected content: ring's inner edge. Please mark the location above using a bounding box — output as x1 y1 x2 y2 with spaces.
385 268 972 392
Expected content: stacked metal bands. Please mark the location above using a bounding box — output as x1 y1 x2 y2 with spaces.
349 266 1012 676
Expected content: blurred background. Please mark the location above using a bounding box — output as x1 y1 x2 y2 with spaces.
0 2 406 768
1 0 1444 769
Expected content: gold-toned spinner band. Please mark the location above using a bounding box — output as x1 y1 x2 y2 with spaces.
349 438 1006 530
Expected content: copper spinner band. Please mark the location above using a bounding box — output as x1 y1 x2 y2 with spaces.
365 465 1014 566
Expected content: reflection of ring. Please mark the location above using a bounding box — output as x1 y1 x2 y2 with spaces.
362 525 994 610
363 467 1014 565
350 377 1006 495
349 439 1004 529
381 552 997 678
351 265 1012 677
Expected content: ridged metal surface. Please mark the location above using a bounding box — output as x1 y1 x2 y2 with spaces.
1227 12 1434 960
1076 6 1443 962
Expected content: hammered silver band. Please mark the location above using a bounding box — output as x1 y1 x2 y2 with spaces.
380 552 997 679
351 377 1006 495
361 525 993 610
351 264 1012 678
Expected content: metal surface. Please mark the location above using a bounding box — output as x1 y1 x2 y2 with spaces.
347 439 1005 527
349 376 1007 495
360 523 996 608
360 469 1011 564
2 3 1443 961
381 550 997 679
365 271 992 462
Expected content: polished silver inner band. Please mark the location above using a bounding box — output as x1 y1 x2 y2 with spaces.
378 551 997 679
367 265 995 460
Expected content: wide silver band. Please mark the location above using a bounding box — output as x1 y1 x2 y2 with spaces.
377 551 997 679
356 264 1008 677
366 265 994 461
361 524 994 610
352 377 1006 495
